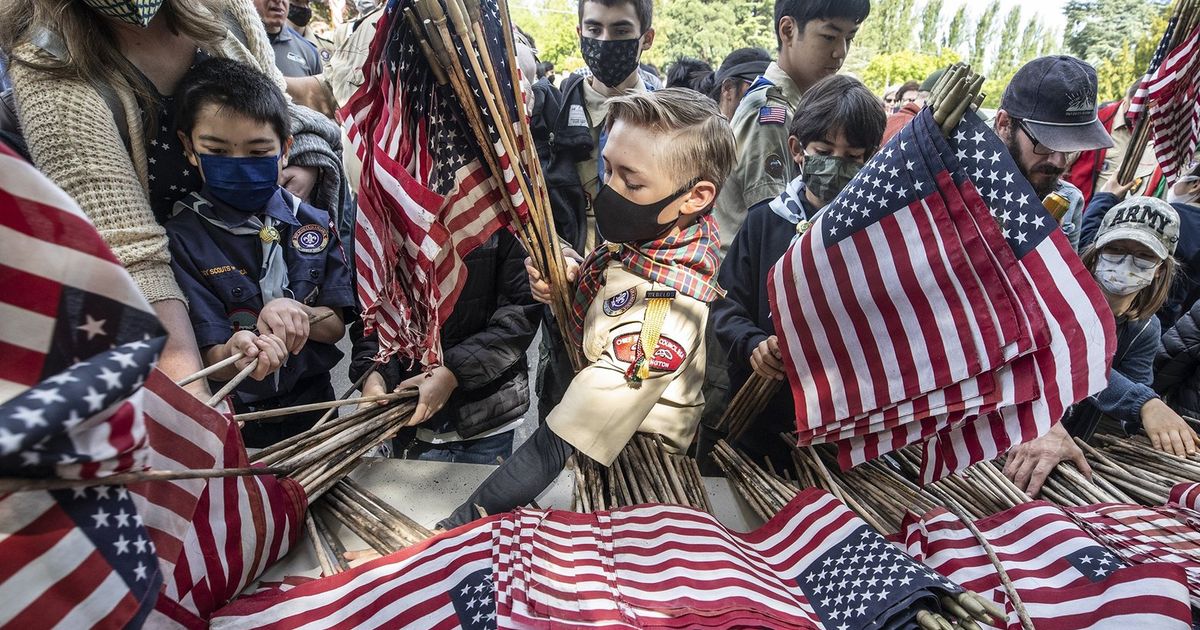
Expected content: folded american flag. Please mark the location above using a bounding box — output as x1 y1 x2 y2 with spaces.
0 142 165 628
210 489 967 629
769 107 1114 481
897 501 1193 628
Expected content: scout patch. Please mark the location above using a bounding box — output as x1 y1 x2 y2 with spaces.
568 103 588 128
228 308 258 333
292 224 330 254
612 333 687 373
758 105 787 125
765 153 786 178
603 288 636 317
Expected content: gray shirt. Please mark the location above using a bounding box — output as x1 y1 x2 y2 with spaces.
269 26 322 78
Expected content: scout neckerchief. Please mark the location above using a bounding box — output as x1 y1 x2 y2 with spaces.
174 190 297 302
570 213 724 382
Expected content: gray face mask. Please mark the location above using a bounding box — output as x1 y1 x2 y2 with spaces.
81 0 164 26
802 154 862 204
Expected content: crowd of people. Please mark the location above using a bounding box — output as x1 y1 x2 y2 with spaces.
2 0 1200 529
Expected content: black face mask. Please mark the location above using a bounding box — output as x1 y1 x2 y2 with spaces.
580 36 642 88
288 4 313 27
594 181 695 244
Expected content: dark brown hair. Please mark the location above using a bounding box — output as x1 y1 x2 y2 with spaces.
788 74 886 156
577 0 654 33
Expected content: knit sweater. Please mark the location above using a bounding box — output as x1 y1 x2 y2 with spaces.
8 0 337 305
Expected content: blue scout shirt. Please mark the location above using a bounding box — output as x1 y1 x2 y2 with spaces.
165 188 355 404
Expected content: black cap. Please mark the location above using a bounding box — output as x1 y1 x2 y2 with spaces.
920 67 946 93
1000 55 1114 153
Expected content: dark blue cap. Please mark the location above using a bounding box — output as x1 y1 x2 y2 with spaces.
1000 55 1114 153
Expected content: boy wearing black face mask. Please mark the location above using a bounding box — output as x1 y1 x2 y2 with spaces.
708 75 884 468
164 59 354 447
535 0 656 424
439 89 736 529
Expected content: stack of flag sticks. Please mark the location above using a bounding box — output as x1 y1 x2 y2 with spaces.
570 434 712 513
715 373 781 442
307 478 435 574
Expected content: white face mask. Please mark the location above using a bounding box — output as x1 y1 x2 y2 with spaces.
1093 252 1159 296
1168 176 1200 205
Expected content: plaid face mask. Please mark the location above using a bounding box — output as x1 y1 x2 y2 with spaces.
81 0 164 26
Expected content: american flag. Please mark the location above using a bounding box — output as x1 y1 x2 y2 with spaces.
768 108 1113 481
211 490 967 629
342 0 523 366
898 502 1193 628
0 142 165 627
129 371 306 628
1170 481 1200 511
1128 14 1180 123
1066 501 1200 609
1145 21 1200 184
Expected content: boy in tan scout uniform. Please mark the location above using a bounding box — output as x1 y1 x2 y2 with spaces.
439 88 736 528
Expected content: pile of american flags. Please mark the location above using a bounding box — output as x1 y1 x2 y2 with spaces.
210 489 976 629
769 107 1115 483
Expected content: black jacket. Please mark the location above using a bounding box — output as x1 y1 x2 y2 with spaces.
711 194 814 459
543 73 596 252
1155 299 1200 419
351 230 542 438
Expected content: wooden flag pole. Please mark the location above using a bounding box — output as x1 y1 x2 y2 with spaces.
233 391 413 422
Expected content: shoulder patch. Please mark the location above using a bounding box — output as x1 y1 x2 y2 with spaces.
603 288 637 317
758 105 787 126
612 333 688 373
765 153 786 178
568 103 588 128
292 223 330 254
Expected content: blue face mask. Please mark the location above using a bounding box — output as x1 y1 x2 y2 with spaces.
197 153 281 212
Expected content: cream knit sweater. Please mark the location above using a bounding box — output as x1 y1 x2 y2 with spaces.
9 0 293 305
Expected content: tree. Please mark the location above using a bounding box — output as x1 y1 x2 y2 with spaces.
994 8 1022 76
859 48 962 94
510 1 582 70
969 1 1000 70
1064 0 1169 67
1017 17 1044 66
918 0 944 53
647 0 775 68
857 0 918 55
944 4 969 53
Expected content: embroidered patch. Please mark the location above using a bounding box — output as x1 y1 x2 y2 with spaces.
612 333 687 373
765 153 785 178
758 105 787 125
568 103 588 128
292 224 330 254
228 308 258 334
603 289 636 317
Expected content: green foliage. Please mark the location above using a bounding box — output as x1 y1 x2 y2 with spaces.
969 1 1001 70
647 0 775 67
994 8 1022 76
855 0 917 55
510 0 584 70
919 0 944 53
858 47 961 94
1017 17 1044 66
944 4 969 52
1064 0 1169 66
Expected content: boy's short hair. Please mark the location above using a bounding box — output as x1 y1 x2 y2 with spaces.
175 58 291 144
605 88 737 192
788 74 886 155
577 0 654 33
774 0 871 48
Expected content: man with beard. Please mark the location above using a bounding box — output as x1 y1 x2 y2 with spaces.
992 56 1113 250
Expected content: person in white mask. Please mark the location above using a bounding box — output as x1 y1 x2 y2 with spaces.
1006 196 1198 496
1168 162 1200 206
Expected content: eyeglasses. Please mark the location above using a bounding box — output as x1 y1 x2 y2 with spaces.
1099 250 1161 271
1016 119 1056 156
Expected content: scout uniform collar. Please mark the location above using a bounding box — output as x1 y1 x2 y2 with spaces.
769 176 817 229
762 61 803 110
174 189 302 303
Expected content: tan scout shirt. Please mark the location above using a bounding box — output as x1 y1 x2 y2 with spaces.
547 262 707 466
323 9 383 194
713 61 803 252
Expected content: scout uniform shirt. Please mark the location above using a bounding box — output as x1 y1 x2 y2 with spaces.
547 261 708 466
712 61 803 252
164 188 355 406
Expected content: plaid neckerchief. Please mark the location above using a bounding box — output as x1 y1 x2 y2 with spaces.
569 213 724 350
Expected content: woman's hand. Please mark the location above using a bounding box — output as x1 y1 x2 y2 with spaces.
1142 398 1200 456
1003 423 1091 497
280 165 319 201
360 371 400 409
526 248 582 305
750 336 786 381
398 366 459 427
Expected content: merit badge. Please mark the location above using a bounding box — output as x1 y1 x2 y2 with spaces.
612 334 687 373
228 308 259 333
758 105 786 125
604 289 636 317
292 224 330 254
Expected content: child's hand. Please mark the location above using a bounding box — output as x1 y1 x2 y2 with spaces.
398 366 458 427
1142 398 1200 456
360 371 400 409
525 248 581 305
258 298 311 354
750 336 786 381
226 331 288 381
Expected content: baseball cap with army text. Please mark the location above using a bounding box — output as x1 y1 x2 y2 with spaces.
1000 55 1115 153
1095 196 1181 261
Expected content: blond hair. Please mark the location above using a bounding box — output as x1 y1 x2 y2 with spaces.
1081 245 1178 320
605 87 737 192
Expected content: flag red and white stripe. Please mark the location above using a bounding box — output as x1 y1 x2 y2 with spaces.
1146 22 1200 184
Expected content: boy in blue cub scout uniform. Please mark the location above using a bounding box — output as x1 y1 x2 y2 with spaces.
165 58 353 447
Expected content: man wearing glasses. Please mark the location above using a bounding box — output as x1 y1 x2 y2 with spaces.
992 56 1114 251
